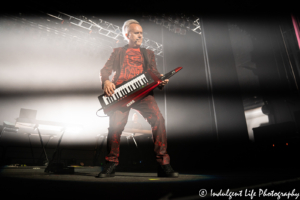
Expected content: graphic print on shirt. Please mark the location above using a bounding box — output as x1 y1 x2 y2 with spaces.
115 48 144 86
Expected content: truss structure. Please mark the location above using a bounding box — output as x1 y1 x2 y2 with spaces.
143 14 202 35
191 17 202 35
1 14 113 58
2 4 165 57
45 10 163 57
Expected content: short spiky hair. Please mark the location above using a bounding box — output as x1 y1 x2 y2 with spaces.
122 19 140 42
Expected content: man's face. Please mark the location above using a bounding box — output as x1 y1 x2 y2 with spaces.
126 23 143 47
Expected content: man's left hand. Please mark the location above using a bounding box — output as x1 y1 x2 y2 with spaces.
160 74 169 86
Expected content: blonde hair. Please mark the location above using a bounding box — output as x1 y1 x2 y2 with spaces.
122 19 140 42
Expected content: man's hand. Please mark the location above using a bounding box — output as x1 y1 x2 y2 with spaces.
160 74 169 86
104 80 115 96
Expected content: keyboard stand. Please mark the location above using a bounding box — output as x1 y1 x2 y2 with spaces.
44 128 69 173
34 125 49 165
15 118 76 173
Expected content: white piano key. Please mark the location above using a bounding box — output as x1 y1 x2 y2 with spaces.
134 80 139 88
121 86 126 95
128 84 133 92
118 91 123 97
137 79 142 86
103 96 109 105
125 83 130 92
130 85 134 91
131 81 136 89
106 97 111 104
126 85 131 93
138 77 142 84
142 74 147 82
112 94 117 101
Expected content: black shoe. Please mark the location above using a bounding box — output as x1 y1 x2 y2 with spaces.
96 162 116 178
157 164 179 178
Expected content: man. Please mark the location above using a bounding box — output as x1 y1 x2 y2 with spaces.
127 113 143 129
97 19 178 178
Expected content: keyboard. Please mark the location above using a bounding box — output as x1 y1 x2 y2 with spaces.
98 67 182 115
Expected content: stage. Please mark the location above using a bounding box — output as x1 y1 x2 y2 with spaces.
1 2 300 200
1 165 300 199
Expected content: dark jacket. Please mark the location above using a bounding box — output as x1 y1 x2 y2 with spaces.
100 44 162 90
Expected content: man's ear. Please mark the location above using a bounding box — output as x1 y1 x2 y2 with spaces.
126 33 129 39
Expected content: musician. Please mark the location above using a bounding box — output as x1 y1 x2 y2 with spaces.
97 19 178 178
126 113 143 129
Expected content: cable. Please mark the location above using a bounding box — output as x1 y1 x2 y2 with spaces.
96 108 109 117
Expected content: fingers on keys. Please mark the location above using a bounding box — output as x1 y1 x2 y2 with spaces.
105 83 115 97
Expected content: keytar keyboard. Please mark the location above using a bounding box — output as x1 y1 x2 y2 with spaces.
98 67 182 115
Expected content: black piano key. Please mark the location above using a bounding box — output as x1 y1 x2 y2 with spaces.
130 85 134 91
125 88 130 93
116 92 120 99
131 83 135 88
138 80 142 86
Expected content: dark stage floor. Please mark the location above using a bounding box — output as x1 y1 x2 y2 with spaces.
1 166 300 200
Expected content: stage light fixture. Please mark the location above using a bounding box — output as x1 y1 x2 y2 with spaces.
174 25 181 34
149 16 156 22
163 21 169 28
141 13 201 35
186 21 191 30
156 19 162 25
169 24 175 32
179 19 185 27
174 17 180 25
179 29 186 35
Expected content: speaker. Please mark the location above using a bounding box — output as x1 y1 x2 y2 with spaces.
253 121 297 143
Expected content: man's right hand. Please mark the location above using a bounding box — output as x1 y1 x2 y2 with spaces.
104 80 115 96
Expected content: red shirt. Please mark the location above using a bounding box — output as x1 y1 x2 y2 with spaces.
115 48 144 86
